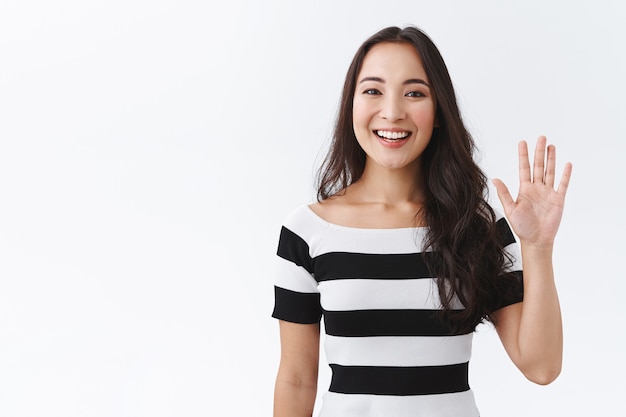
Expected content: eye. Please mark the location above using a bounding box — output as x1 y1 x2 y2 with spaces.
362 88 382 95
406 90 425 98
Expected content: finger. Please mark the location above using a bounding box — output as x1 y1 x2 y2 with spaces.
518 140 531 184
532 135 547 183
545 144 557 188
556 162 573 196
493 178 515 212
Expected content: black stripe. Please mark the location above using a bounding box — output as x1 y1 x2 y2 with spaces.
272 286 322 324
329 362 469 396
323 309 469 337
277 226 313 274
314 252 435 282
492 270 524 311
496 217 516 247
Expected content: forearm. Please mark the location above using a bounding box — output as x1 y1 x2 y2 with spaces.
274 376 317 417
274 321 320 416
516 243 563 383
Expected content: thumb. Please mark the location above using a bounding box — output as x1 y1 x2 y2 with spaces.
492 178 515 210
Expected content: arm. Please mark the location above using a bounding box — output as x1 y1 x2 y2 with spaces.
274 320 320 417
492 136 572 385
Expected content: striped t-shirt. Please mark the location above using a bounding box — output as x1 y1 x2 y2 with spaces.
272 204 523 417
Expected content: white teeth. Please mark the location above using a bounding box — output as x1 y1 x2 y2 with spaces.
376 130 410 140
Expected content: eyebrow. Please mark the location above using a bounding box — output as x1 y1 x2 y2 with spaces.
358 76 431 88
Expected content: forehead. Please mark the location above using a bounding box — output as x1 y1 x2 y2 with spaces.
358 42 428 81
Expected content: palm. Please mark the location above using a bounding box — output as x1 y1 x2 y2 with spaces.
493 136 572 246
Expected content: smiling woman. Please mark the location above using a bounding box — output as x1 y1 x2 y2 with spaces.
352 43 436 172
271 25 571 417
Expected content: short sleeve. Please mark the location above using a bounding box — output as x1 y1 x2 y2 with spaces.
272 225 322 324
491 217 524 311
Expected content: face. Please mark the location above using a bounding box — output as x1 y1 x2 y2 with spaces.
352 42 436 173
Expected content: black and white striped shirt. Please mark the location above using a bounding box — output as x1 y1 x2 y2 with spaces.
272 205 523 417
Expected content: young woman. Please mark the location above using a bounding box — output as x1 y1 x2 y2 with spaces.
272 26 571 417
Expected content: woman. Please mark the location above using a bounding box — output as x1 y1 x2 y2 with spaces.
272 26 571 417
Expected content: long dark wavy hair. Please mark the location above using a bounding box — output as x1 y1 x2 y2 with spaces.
317 26 518 334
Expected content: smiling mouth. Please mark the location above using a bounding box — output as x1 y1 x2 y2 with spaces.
375 130 411 141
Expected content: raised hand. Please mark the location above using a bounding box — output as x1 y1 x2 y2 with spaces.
493 136 572 248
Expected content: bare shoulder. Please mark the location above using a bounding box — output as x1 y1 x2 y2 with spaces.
308 193 355 226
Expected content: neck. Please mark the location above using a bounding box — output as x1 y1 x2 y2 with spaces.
353 160 425 205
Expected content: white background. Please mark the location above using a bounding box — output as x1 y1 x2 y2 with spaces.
1 0 624 416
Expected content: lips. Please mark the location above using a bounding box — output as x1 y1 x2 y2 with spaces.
375 130 411 141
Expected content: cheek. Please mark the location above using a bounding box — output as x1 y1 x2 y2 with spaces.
352 101 370 130
410 104 436 127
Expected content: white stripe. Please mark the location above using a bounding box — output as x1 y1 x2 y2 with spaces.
318 279 463 311
282 205 330 256
283 205 430 256
312 225 428 256
324 333 473 367
285 205 518 261
274 257 318 293
319 390 479 417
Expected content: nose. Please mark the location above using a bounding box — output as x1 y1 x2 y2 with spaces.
379 95 406 122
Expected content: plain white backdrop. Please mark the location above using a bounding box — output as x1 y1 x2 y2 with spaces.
0 0 624 416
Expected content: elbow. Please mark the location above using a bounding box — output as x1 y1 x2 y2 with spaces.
523 364 561 386
515 348 563 386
